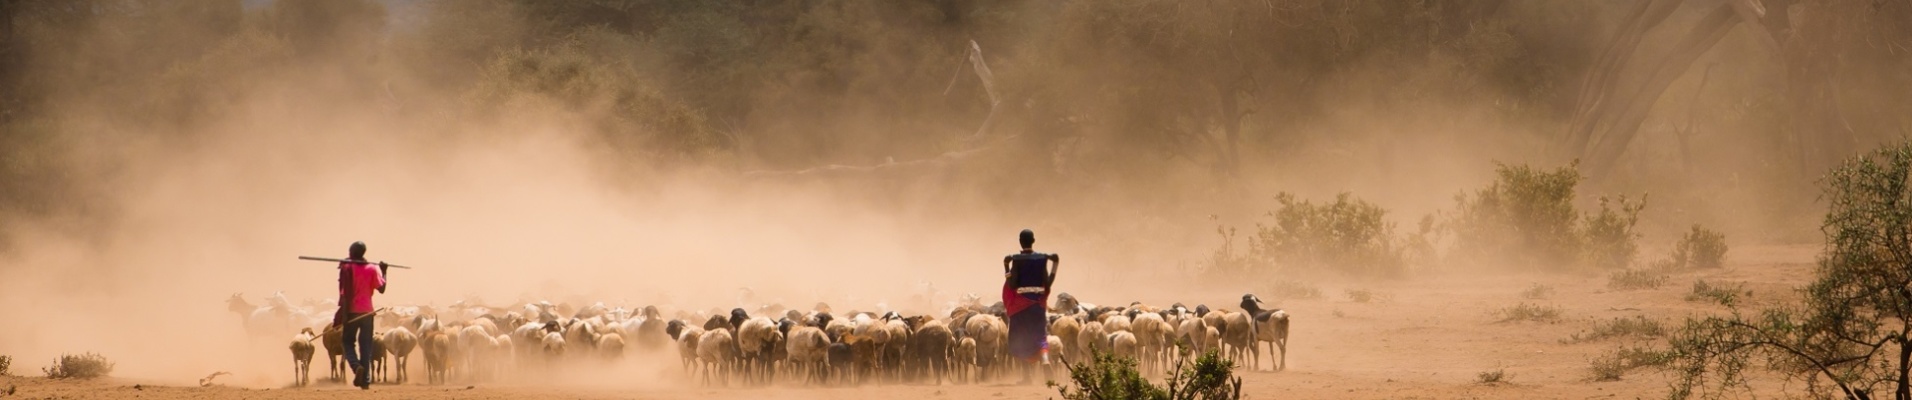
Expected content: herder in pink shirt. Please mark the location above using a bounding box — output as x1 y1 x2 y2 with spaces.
332 241 387 389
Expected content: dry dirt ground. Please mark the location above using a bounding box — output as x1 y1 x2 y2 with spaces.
0 244 1818 399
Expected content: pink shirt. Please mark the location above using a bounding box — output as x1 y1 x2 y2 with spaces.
339 262 385 313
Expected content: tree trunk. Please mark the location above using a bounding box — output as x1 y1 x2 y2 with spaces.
1897 332 1909 400
1562 0 1684 156
1215 83 1242 177
1580 3 1742 179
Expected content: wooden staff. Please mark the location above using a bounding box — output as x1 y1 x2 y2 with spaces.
298 256 413 269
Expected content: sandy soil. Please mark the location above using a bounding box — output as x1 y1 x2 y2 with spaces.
0 244 1819 400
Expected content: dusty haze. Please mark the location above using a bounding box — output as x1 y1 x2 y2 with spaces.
1 0 1904 393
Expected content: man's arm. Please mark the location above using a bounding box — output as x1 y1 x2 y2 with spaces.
1046 254 1060 287
377 262 388 293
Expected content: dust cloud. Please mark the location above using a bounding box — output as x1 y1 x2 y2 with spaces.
0 0 1889 390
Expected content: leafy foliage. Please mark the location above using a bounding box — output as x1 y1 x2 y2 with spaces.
1671 225 1729 270
1667 142 1912 400
1448 162 1646 271
42 353 113 379
1249 193 1407 278
1052 349 1242 400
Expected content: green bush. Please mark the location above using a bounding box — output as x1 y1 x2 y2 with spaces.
1606 268 1668 290
43 353 113 379
1565 316 1665 343
1579 195 1645 269
1052 349 1242 400
0 354 10 376
1669 225 1729 269
1447 162 1646 270
1449 162 1584 269
1666 142 1912 400
1249 192 1407 278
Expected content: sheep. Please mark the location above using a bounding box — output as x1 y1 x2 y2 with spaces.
1049 315 1083 364
1130 311 1174 375
1176 316 1210 357
735 317 783 385
675 325 705 375
906 318 952 384
458 324 495 381
1102 314 1133 334
785 326 830 385
697 328 738 386
1077 321 1106 357
382 327 418 384
1202 326 1221 357
541 331 567 366
596 332 626 362
1109 331 1139 360
423 330 452 385
1241 294 1291 371
962 314 1007 382
369 334 389 383
290 328 316 387
492 334 514 369
881 318 913 382
952 337 978 384
1046 334 1067 378
1217 310 1257 366
825 335 857 386
321 326 346 383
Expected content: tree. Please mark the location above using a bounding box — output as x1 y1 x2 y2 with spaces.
1667 141 1912 400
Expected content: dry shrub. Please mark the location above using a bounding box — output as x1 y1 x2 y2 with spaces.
1606 268 1668 290
1495 303 1563 323
1588 343 1673 381
1684 280 1749 307
1345 289 1375 303
1263 279 1323 300
1477 367 1511 384
1565 316 1665 343
43 352 113 379
1521 283 1554 299
0 354 10 376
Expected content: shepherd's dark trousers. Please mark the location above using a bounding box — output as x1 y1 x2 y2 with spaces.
341 312 375 386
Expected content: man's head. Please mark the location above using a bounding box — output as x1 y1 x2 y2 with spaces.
1019 229 1035 249
349 241 367 259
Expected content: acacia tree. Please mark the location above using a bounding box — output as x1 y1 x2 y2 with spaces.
1668 142 1912 400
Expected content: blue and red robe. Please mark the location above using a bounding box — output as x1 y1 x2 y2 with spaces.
1004 251 1056 362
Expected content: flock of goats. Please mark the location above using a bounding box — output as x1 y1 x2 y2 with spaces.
228 291 1291 388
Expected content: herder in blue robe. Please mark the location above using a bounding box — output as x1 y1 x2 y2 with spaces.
1003 229 1060 384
